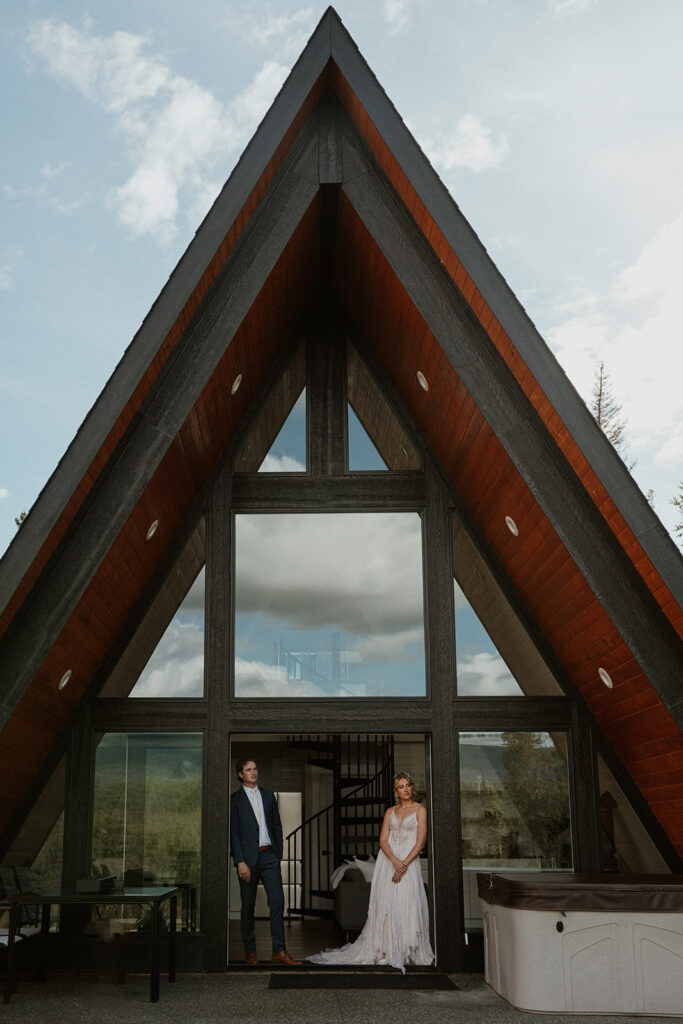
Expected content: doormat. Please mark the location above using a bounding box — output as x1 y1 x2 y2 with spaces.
268 973 457 990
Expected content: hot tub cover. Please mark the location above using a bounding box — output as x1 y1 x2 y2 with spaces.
477 871 683 913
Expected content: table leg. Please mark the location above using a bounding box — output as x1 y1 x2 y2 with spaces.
38 902 50 982
3 902 20 1003
150 901 160 1002
169 895 177 983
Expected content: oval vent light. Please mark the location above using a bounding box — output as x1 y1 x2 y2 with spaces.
505 516 519 536
231 374 243 395
146 520 159 540
416 370 429 392
598 667 614 689
58 670 72 691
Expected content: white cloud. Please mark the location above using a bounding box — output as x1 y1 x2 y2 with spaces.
548 0 600 17
420 114 509 174
236 512 425 636
27 20 170 108
42 162 65 179
5 181 86 215
548 211 683 466
230 59 289 134
384 0 410 35
242 8 315 57
457 651 519 697
655 434 683 467
259 453 306 472
0 488 9 501
355 627 425 664
0 264 15 292
235 656 323 697
27 19 289 244
132 618 204 697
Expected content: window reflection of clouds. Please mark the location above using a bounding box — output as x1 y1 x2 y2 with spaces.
454 581 523 696
130 568 205 698
234 513 426 698
258 390 306 472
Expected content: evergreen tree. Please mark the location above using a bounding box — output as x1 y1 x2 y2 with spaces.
590 361 635 470
14 510 27 529
671 483 683 543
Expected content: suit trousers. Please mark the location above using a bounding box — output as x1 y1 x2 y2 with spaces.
239 848 285 953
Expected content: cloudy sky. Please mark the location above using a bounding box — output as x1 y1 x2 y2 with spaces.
234 512 426 696
2 0 682 559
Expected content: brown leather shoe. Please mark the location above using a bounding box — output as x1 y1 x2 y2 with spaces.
271 950 302 965
244 952 258 965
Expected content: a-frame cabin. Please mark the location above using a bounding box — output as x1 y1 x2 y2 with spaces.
1 7 682 973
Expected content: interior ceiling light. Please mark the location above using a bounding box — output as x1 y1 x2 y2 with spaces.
231 374 243 395
146 520 159 540
58 669 72 691
598 667 614 690
400 445 408 458
505 516 519 536
416 370 429 392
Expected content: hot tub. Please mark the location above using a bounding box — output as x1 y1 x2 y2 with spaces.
477 872 683 1016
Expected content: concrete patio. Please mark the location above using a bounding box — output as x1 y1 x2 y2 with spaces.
2 971 682 1024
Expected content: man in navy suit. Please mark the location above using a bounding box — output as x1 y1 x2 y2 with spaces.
230 757 301 965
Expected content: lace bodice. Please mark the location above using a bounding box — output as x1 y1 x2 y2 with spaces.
389 808 419 859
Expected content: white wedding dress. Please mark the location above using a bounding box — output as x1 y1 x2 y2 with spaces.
307 808 434 973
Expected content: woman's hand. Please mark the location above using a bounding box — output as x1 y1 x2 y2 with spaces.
391 860 408 883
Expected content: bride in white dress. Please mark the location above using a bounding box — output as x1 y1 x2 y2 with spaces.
307 772 434 972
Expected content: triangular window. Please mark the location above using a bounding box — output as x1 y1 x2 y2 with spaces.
258 390 306 472
346 341 420 470
452 516 562 697
454 580 523 696
100 522 205 698
348 403 388 470
235 342 306 472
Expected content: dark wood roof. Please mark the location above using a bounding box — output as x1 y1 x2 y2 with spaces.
1 8 682 854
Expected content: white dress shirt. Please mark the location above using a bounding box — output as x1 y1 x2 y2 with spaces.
243 785 272 848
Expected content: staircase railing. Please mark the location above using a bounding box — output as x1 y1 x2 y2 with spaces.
283 735 394 922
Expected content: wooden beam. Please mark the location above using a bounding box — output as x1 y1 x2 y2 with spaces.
203 459 233 970
423 466 462 971
230 473 425 508
308 299 347 476
225 702 432 733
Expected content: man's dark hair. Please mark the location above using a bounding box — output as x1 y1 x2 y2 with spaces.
236 757 258 779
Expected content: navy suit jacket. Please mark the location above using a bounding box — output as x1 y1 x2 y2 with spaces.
230 786 283 867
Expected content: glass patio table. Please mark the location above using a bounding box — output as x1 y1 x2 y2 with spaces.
4 885 178 1004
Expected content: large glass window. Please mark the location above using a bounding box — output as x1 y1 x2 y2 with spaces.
92 733 202 929
234 512 426 697
459 730 572 929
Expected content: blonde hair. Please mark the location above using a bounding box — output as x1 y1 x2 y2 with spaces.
393 771 415 802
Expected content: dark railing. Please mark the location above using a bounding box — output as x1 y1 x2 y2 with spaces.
283 734 394 922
